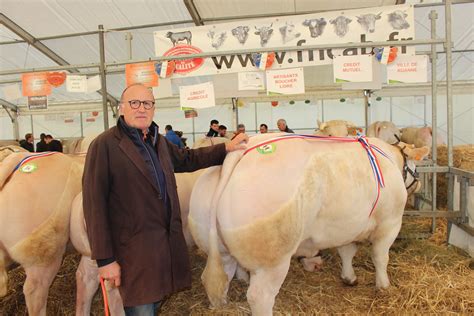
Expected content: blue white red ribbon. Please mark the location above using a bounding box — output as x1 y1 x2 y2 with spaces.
243 134 389 217
13 152 58 172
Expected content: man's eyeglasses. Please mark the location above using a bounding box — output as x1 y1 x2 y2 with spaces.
128 100 155 110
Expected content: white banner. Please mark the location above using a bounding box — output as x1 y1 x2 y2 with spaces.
266 68 305 95
387 55 428 83
66 75 87 93
333 55 373 82
238 72 265 90
154 5 414 77
179 81 215 109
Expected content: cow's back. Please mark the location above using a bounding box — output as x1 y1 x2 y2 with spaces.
0 153 83 264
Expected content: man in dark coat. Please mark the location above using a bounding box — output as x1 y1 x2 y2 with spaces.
45 135 63 152
36 133 48 152
206 119 219 137
19 133 34 152
82 84 247 315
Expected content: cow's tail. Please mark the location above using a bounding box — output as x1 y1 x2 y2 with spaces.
201 150 244 308
0 153 26 190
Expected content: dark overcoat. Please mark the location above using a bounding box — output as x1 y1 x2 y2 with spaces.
82 124 226 306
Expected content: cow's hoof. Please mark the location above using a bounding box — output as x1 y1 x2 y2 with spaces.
341 277 358 286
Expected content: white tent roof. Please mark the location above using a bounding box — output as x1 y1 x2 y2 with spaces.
0 0 472 106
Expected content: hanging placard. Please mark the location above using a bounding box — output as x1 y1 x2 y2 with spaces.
22 72 51 96
126 62 159 87
28 95 48 110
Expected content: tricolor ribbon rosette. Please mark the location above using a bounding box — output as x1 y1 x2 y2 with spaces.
253 52 275 70
154 60 176 78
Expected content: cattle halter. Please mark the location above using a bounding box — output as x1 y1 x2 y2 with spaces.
391 134 420 192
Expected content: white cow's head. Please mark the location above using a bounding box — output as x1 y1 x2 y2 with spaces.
388 10 410 30
207 29 227 49
330 16 352 37
302 18 327 38
279 22 301 42
254 24 274 47
232 26 250 44
356 13 381 33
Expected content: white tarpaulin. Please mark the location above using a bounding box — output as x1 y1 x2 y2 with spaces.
154 5 415 78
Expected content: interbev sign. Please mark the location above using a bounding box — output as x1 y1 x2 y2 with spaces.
154 5 415 78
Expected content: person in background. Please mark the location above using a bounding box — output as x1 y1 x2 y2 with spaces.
36 133 48 152
277 119 294 133
259 123 268 133
164 125 184 148
19 133 34 152
206 119 219 137
45 135 63 152
82 83 248 315
231 123 246 140
218 125 228 138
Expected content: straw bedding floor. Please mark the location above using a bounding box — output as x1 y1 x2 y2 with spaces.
1 218 473 315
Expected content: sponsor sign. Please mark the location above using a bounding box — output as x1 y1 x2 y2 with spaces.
179 81 215 109
266 68 305 95
154 5 415 77
125 62 158 87
387 55 428 83
22 72 51 96
28 95 48 110
333 55 373 82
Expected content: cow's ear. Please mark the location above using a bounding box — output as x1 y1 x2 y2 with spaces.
319 122 327 131
302 20 309 26
376 13 382 19
347 18 352 23
330 19 334 24
321 19 327 25
255 31 260 35
356 16 361 21
244 26 249 31
408 146 430 161
268 29 273 34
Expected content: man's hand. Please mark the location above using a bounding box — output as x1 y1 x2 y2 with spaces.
225 133 249 152
98 261 121 287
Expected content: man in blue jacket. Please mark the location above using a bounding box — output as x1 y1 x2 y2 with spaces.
164 125 184 148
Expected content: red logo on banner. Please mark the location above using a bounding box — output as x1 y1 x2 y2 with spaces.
47 72 66 87
163 45 204 74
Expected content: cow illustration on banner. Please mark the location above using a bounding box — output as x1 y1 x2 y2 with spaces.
154 5 414 78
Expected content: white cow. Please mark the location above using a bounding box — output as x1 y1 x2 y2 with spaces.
401 126 445 148
0 152 84 316
189 133 429 315
254 24 274 47
302 18 327 38
367 121 400 144
207 29 227 50
315 119 362 137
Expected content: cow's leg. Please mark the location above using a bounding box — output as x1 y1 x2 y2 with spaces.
23 256 62 316
371 224 400 289
0 250 8 297
337 243 358 286
75 255 99 316
247 257 291 316
104 280 125 316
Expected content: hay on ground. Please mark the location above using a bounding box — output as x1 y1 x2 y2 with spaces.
1 218 473 315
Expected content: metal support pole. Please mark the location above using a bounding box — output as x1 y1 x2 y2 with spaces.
191 117 196 143
389 97 393 122
445 0 453 167
125 32 133 60
232 97 239 131
98 25 109 130
80 112 84 137
321 99 325 123
254 102 258 133
364 90 370 132
430 10 439 233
